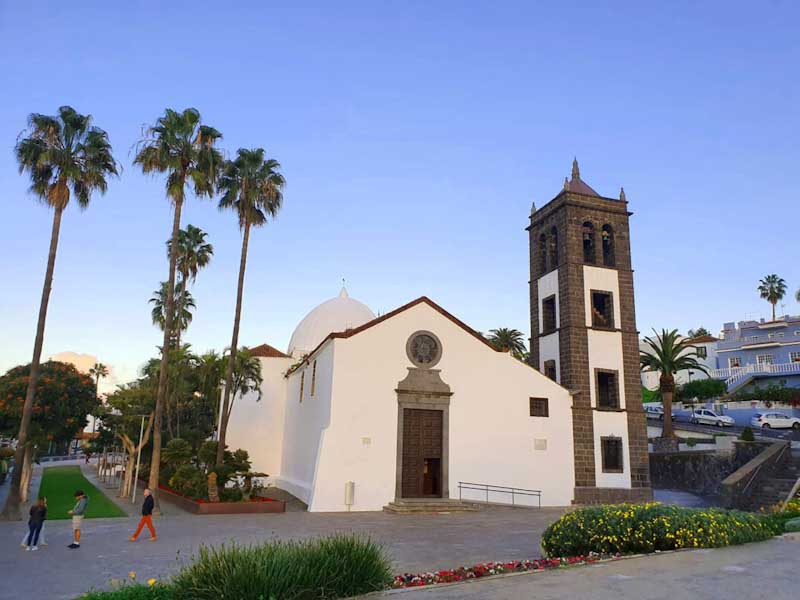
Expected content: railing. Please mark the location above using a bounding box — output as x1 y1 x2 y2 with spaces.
742 442 789 496
784 477 800 508
710 362 800 383
458 481 541 508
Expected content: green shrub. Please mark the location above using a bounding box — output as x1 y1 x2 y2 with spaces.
740 426 755 442
541 503 776 557
219 487 243 502
78 583 174 599
171 534 392 600
785 517 800 533
168 465 206 499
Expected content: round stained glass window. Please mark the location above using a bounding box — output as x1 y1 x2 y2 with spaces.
406 331 442 368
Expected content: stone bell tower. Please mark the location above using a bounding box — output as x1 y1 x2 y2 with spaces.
527 160 652 503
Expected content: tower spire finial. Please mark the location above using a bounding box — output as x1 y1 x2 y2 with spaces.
619 187 626 202
572 157 580 180
563 176 569 190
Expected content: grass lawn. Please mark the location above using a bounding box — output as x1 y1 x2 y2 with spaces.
37 466 127 519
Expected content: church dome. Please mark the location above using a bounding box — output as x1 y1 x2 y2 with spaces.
287 287 376 357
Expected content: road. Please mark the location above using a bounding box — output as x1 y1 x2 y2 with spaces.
648 414 800 443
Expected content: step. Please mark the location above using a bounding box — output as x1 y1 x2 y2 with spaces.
383 499 479 514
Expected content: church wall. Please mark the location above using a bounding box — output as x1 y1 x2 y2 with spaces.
278 343 336 504
305 302 576 512
225 356 292 478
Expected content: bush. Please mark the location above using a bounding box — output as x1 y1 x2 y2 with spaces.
171 534 393 600
541 503 776 557
219 487 243 502
740 427 755 442
168 465 206 499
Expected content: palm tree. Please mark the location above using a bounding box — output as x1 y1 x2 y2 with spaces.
487 328 527 359
215 148 284 466
640 329 709 439
134 108 223 508
758 274 787 321
167 224 213 347
217 348 263 443
3 107 118 520
88 363 109 434
149 281 196 343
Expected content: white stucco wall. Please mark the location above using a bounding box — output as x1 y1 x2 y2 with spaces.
225 356 293 477
537 269 560 331
593 410 632 488
277 343 335 504
305 301 575 512
537 269 561 382
583 266 622 328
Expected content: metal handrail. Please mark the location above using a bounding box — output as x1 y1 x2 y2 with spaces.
458 481 541 508
783 476 800 508
742 442 789 496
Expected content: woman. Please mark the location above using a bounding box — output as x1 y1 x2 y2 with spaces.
25 496 47 551
20 497 48 548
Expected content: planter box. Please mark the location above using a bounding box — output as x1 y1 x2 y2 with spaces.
157 484 286 515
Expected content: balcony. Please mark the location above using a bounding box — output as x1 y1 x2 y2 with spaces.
709 362 800 392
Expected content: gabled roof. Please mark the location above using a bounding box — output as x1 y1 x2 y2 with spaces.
287 296 501 374
685 335 719 344
249 343 291 359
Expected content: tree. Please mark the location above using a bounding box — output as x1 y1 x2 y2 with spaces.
149 281 196 343
0 362 99 502
3 107 118 520
215 148 284 466
487 328 527 359
167 224 213 347
219 348 263 436
101 383 155 498
677 378 727 403
88 363 109 433
134 107 223 510
686 327 711 338
640 329 709 439
757 274 787 322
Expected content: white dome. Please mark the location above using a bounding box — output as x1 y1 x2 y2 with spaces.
287 287 376 357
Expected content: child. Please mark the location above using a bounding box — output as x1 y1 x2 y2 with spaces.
25 497 47 551
67 490 88 549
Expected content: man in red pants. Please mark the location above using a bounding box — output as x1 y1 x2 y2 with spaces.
129 488 157 542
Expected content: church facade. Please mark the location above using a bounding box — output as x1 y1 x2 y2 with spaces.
226 161 651 511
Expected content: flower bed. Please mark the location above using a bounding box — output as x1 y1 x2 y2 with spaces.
156 483 285 515
392 554 612 588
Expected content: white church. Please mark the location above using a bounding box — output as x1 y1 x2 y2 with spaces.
226 163 652 512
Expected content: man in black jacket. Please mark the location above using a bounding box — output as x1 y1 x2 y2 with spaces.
128 488 157 542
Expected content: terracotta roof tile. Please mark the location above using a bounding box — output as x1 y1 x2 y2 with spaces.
249 343 291 359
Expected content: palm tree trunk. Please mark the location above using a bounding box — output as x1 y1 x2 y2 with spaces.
148 198 183 512
772 301 776 322
1 205 63 520
661 389 675 438
216 223 251 467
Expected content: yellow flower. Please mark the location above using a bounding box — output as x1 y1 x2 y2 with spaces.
129 571 136 580
148 579 157 587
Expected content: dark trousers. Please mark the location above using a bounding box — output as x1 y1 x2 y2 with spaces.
27 522 43 547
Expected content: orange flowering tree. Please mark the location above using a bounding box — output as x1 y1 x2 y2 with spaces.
0 361 99 450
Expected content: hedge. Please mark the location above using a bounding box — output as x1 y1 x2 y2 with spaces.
541 503 777 557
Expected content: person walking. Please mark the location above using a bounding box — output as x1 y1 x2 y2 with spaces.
68 490 88 549
129 487 157 542
25 497 47 551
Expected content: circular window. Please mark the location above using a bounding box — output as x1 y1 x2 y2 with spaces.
406 331 442 368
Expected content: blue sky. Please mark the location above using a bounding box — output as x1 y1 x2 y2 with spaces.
1 1 798 387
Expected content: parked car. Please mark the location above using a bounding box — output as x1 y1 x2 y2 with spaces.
750 412 800 430
690 409 735 427
644 405 676 421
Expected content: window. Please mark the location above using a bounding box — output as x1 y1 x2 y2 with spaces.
789 352 800 363
591 291 614 329
538 234 548 273
549 226 559 270
757 354 774 366
601 224 615 267
530 397 549 417
729 357 741 368
582 222 595 264
544 360 557 382
310 360 317 396
696 346 708 359
299 371 305 403
542 295 557 334
596 370 619 409
795 331 800 337
746 335 759 342
601 437 624 473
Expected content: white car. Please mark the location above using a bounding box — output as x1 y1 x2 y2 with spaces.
750 412 800 430
690 409 735 427
644 405 676 421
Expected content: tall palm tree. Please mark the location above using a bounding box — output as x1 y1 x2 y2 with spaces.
217 348 263 442
758 274 787 321
149 281 196 343
134 108 223 508
88 363 109 434
487 328 527 359
215 148 284 466
640 329 709 439
167 224 213 347
2 107 118 520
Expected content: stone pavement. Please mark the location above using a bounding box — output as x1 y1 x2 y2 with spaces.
377 536 800 599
